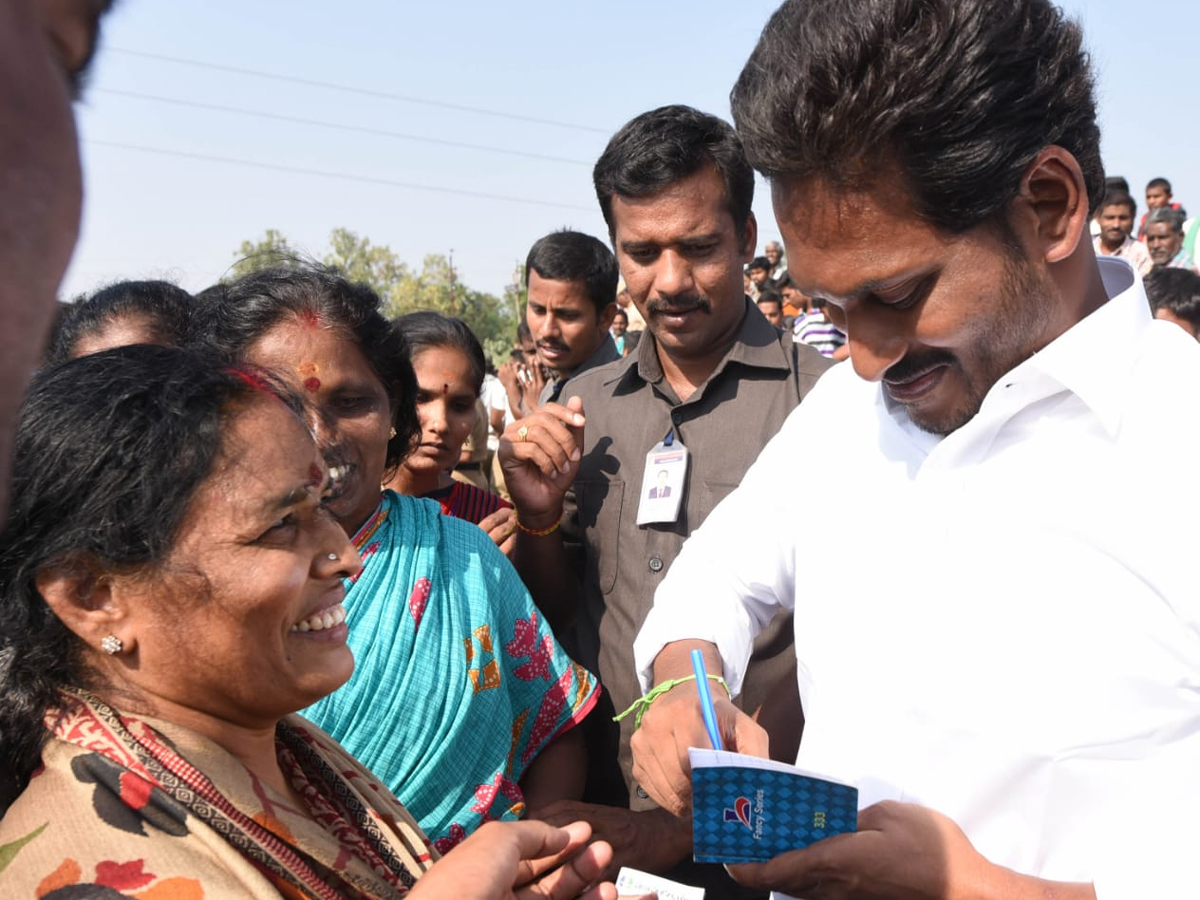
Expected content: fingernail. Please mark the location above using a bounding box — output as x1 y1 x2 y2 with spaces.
570 448 581 461
574 414 585 425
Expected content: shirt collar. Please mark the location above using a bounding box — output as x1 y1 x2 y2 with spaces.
991 256 1147 437
576 333 621 376
545 334 622 402
879 256 1148 442
605 297 791 391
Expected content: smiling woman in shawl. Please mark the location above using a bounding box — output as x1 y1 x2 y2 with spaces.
196 265 599 853
0 346 615 900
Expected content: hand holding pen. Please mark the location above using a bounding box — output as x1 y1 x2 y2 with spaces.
629 642 771 816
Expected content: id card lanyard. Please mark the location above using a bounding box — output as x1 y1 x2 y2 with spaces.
635 426 689 525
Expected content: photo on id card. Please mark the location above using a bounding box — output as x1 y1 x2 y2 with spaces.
636 439 688 525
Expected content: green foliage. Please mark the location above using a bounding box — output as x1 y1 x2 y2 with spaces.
323 227 410 290
229 228 519 361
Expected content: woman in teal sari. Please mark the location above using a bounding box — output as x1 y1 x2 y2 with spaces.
196 265 598 853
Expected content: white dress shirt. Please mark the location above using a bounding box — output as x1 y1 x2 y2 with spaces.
635 257 1200 898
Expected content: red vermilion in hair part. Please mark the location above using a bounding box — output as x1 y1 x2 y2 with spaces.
228 366 273 395
226 366 294 411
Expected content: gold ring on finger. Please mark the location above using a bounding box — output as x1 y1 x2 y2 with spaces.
517 425 529 442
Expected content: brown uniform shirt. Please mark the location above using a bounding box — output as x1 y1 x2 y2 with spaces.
558 300 831 807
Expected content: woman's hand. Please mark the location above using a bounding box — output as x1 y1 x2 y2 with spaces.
479 506 518 556
410 820 617 900
531 802 691 883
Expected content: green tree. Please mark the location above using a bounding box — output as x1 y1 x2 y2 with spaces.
385 254 516 362
227 229 517 364
323 228 410 295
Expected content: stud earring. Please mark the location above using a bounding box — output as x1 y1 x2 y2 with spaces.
100 635 123 655
389 427 397 439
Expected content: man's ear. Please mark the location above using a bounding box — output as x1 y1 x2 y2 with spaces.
1016 145 1091 265
740 212 759 262
598 301 618 332
35 560 131 654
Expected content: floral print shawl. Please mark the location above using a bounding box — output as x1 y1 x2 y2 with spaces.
0 688 435 900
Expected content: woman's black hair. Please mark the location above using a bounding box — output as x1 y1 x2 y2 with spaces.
0 345 307 813
45 280 194 365
193 264 420 471
393 311 486 395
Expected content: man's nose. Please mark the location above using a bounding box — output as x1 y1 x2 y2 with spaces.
842 308 909 383
655 251 694 298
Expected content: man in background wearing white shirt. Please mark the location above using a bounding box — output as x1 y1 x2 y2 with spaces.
630 1 1200 899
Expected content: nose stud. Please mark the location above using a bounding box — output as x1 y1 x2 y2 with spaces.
327 553 338 561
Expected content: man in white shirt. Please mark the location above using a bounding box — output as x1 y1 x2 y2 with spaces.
630 1 1200 898
1093 189 1154 275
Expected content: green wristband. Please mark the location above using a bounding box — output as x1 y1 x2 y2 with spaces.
612 673 731 729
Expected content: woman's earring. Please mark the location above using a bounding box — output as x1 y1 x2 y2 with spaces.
100 635 123 655
389 427 397 439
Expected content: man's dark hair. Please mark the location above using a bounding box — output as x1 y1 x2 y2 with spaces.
193 263 419 472
1145 268 1200 329
731 0 1104 233
1100 190 1136 218
394 311 487 395
593 105 755 245
747 256 771 273
0 345 305 813
757 290 784 309
1146 207 1185 234
1105 176 1130 194
46 280 193 365
524 230 619 314
1147 177 1172 194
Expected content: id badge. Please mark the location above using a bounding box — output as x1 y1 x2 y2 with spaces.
636 437 688 525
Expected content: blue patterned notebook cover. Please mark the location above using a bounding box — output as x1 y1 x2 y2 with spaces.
689 748 858 864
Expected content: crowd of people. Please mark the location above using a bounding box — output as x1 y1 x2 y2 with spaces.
2 0 1199 899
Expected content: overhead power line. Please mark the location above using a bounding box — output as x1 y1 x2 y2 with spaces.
95 88 592 167
107 48 611 135
84 139 596 212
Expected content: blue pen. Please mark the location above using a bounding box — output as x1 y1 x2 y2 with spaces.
691 649 725 751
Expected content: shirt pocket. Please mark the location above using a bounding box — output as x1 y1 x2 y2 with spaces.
575 477 624 596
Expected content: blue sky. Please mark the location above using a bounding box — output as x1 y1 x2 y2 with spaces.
63 0 1200 301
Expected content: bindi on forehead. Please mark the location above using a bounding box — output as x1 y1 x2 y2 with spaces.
297 361 320 392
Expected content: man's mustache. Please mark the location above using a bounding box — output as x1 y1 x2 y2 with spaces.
884 350 955 384
646 295 711 316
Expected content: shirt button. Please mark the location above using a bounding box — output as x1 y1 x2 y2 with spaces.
636 786 649 799
649 556 664 573
671 411 682 425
